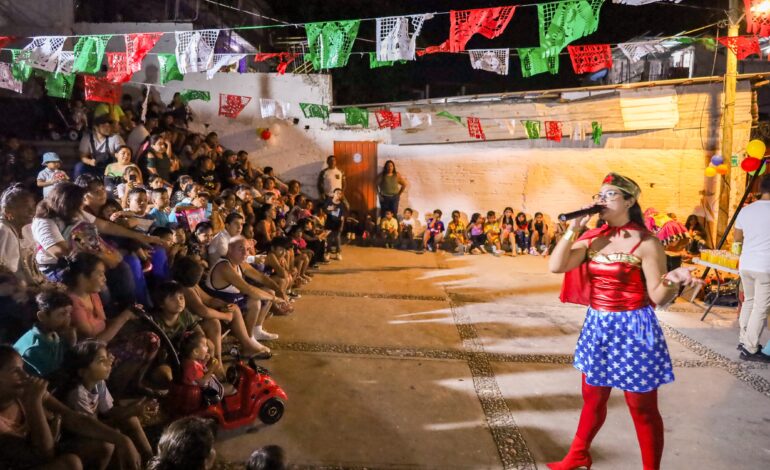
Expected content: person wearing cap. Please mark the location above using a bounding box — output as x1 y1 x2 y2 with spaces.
76 114 125 178
36 152 69 198
548 173 703 470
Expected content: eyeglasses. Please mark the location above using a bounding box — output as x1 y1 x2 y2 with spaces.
592 190 624 202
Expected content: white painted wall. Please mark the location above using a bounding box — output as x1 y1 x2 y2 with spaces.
121 71 730 225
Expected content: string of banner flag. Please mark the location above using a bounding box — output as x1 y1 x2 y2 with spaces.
0 0 758 143
0 0 745 99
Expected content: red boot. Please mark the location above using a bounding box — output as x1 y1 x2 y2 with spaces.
624 389 664 470
546 436 592 470
547 375 610 470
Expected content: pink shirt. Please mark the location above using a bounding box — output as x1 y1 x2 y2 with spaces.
69 293 106 338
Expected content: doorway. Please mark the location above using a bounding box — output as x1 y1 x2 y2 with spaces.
333 141 378 219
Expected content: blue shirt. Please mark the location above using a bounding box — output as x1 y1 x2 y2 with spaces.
13 326 67 377
148 207 171 228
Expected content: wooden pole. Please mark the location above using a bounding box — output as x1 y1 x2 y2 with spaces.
716 0 742 241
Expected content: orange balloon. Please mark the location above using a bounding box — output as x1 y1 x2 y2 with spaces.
715 163 729 175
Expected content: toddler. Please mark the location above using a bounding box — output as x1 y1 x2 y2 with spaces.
36 152 69 197
180 331 234 397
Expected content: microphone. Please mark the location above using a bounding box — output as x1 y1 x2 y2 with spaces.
558 205 603 222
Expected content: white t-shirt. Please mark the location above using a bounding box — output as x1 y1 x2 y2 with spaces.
31 210 96 266
735 200 770 273
66 381 114 417
208 230 233 266
321 168 343 197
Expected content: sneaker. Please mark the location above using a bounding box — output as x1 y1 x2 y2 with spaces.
288 291 301 299
737 344 753 356
252 327 279 341
336 253 343 261
740 350 770 363
529 247 537 255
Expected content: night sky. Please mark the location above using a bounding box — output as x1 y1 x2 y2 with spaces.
264 0 727 105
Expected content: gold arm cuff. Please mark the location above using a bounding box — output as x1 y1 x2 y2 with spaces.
563 229 578 243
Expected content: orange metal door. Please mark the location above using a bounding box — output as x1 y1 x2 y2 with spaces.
333 141 378 219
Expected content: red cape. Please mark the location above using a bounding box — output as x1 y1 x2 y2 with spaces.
559 222 648 306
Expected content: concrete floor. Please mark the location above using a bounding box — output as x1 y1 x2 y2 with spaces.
215 247 770 469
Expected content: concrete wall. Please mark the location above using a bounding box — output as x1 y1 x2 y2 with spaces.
121 72 747 226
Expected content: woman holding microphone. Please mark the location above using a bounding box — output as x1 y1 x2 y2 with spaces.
548 173 702 470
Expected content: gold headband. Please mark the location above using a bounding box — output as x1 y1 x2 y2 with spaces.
602 173 641 199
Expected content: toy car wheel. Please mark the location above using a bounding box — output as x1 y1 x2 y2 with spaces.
259 398 284 424
49 130 61 141
68 129 80 141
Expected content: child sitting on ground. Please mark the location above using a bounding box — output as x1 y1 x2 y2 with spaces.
500 207 516 256
63 340 154 463
529 212 550 256
484 210 503 256
468 213 487 254
13 287 76 378
180 331 235 397
446 210 468 254
398 208 416 250
378 210 399 248
423 209 445 252
514 212 530 255
343 210 361 243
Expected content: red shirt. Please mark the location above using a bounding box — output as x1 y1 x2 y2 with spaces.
182 359 205 385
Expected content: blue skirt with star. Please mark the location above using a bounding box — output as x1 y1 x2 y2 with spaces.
573 305 675 392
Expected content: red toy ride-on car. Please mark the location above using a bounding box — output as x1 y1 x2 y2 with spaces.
166 349 287 429
140 312 287 429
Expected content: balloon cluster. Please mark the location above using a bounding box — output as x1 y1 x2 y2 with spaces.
706 139 767 177
704 154 728 177
740 139 766 176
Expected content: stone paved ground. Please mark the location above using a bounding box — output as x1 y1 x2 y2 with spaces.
215 247 770 469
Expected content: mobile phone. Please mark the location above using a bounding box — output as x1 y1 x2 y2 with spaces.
128 174 137 182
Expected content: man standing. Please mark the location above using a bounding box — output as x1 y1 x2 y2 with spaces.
76 114 125 178
317 155 345 199
734 175 770 363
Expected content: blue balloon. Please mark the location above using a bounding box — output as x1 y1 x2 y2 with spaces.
587 69 608 81
711 154 724 166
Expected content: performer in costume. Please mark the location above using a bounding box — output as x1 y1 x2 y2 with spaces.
547 173 702 470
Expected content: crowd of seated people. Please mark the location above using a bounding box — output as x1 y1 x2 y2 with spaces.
0 95 343 469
